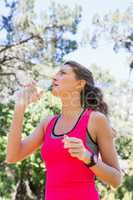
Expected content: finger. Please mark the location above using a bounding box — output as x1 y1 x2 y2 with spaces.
32 80 36 84
64 135 69 139
64 136 81 142
69 149 81 154
31 91 41 102
68 150 81 157
62 135 67 143
38 90 44 97
64 143 82 149
30 93 37 102
64 139 82 145
29 85 38 94
62 136 82 144
34 91 43 101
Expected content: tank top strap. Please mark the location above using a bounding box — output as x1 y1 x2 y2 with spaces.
76 108 95 155
77 108 93 130
44 115 58 135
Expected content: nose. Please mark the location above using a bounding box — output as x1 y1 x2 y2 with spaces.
52 72 59 81
52 70 61 85
52 76 58 85
52 76 57 82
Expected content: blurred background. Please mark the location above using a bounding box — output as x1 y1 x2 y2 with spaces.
0 0 133 199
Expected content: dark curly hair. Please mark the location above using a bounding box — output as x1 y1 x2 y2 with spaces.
64 60 108 116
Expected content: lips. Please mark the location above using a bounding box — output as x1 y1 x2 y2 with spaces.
52 83 59 87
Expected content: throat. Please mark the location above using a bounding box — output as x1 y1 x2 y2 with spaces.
53 108 85 136
61 107 84 120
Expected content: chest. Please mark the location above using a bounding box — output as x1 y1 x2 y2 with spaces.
54 118 78 135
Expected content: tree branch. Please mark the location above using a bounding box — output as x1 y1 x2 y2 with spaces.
0 24 65 54
0 72 22 86
0 56 17 64
0 35 36 53
0 55 34 65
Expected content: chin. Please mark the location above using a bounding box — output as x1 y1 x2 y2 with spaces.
51 88 59 97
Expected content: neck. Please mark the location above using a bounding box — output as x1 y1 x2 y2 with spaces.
60 92 83 118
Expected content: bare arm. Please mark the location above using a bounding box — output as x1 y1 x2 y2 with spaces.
6 82 53 163
87 112 122 188
6 103 52 163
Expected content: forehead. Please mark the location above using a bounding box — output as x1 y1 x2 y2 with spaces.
60 64 74 73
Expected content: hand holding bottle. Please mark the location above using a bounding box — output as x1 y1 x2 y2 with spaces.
14 81 44 108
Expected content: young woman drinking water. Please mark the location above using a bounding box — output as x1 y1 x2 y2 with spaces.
6 61 122 200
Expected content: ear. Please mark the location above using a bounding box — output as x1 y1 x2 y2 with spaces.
76 80 86 90
80 80 86 88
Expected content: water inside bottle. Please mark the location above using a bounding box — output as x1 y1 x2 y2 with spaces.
10 72 53 102
37 77 52 91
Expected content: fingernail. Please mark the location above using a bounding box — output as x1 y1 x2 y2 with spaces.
64 135 69 139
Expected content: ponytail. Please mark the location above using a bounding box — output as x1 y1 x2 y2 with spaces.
64 60 109 116
81 84 108 116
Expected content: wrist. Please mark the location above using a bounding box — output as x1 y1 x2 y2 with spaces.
82 149 92 164
15 103 26 112
84 153 98 168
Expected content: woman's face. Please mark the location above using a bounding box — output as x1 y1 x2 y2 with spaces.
52 64 83 97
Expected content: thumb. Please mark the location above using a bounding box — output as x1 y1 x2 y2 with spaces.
64 135 69 139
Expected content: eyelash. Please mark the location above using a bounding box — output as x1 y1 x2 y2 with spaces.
60 71 66 74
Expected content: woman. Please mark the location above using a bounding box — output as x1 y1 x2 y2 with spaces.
6 61 122 200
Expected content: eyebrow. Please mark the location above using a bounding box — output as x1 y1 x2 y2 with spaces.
59 69 67 73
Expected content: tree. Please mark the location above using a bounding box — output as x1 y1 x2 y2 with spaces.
1 64 133 199
90 65 133 200
81 5 133 78
0 0 82 199
0 0 82 103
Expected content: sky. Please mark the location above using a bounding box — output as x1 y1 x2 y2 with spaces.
0 0 133 83
35 0 133 83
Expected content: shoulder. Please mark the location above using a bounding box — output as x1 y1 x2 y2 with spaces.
91 111 108 124
40 115 56 133
86 111 107 143
89 111 107 128
89 111 114 139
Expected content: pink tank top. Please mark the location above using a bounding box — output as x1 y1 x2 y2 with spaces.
41 108 100 200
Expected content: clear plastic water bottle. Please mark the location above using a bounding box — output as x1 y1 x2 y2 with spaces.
10 71 52 103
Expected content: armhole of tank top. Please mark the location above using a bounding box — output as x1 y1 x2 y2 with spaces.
86 128 97 145
86 128 98 155
86 109 97 146
44 115 58 136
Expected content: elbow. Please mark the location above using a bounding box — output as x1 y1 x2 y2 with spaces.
5 156 19 164
111 171 123 189
112 180 121 189
6 149 21 164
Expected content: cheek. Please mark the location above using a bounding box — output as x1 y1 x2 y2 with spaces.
62 78 77 90
52 78 78 96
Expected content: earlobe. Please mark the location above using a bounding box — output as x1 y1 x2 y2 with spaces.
76 80 86 90
80 80 86 89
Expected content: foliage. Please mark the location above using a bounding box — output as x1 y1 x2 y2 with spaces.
0 93 61 199
0 0 80 199
0 0 82 103
87 5 133 52
0 1 133 200
81 5 133 77
1 65 133 199
90 65 133 200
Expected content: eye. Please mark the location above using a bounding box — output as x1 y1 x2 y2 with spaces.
60 71 66 75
